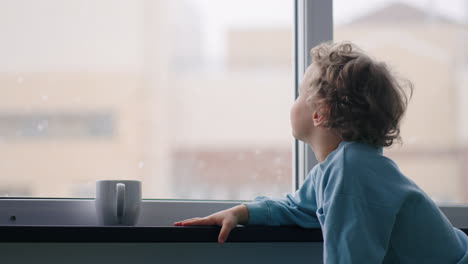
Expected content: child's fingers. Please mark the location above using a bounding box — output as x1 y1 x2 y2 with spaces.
174 217 213 226
174 218 201 226
218 220 235 244
173 217 199 226
183 217 213 225
174 217 200 224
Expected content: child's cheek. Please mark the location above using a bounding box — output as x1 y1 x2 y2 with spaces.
290 101 305 139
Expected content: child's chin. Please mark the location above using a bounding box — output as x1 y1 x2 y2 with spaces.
291 131 300 140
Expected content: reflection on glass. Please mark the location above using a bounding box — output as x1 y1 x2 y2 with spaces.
0 0 293 199
334 0 468 204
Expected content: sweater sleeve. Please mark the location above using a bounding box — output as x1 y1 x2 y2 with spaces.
320 193 396 263
243 171 321 228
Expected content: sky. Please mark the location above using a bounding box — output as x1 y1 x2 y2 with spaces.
334 0 467 24
190 0 467 60
192 0 468 26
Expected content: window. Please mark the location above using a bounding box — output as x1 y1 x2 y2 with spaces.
0 0 466 227
334 0 468 205
1 0 294 200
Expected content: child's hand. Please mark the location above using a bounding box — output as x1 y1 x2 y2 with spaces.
173 204 249 244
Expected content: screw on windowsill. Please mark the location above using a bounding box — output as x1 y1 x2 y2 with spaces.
10 215 16 222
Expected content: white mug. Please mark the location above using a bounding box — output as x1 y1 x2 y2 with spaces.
95 180 142 226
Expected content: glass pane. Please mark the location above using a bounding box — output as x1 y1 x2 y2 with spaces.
334 0 468 204
0 0 294 199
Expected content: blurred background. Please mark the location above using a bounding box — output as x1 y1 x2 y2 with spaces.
0 0 467 204
334 0 468 204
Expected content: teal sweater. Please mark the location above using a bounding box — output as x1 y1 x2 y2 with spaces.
245 141 468 263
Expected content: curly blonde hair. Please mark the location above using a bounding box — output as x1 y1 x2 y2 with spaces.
308 41 413 147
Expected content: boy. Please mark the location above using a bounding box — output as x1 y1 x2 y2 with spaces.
174 42 468 263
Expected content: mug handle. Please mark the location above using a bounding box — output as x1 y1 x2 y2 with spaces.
116 183 126 224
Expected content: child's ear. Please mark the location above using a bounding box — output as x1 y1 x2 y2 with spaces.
312 105 329 127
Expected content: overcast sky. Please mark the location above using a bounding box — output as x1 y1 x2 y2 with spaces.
334 0 467 24
192 0 467 26
191 0 467 60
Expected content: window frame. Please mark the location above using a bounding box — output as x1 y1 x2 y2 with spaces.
0 0 467 227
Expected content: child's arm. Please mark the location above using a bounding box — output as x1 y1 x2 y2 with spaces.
320 193 395 263
245 170 321 227
174 170 320 243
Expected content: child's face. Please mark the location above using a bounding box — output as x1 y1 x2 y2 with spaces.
290 64 323 141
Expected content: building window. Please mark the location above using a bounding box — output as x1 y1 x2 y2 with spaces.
0 112 115 140
1 0 294 200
